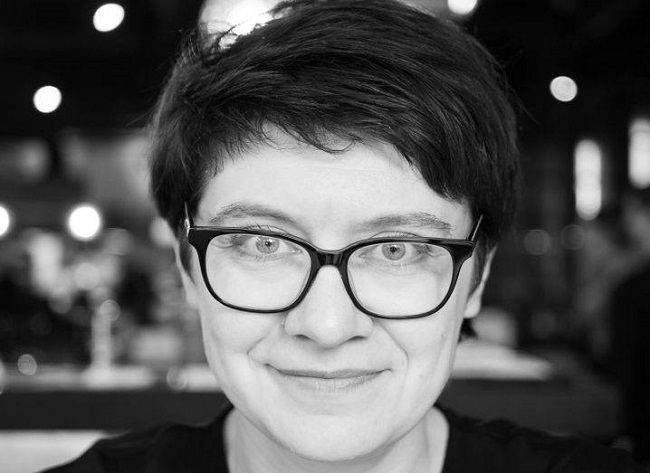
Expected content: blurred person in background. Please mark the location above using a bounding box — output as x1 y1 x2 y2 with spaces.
44 0 643 471
610 186 650 466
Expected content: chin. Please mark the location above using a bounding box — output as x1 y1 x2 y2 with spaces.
284 436 378 463
269 414 387 462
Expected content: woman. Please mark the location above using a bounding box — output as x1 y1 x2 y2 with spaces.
46 1 642 471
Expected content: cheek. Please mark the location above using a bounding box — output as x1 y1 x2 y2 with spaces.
402 305 460 377
388 283 470 401
187 255 264 361
194 282 276 387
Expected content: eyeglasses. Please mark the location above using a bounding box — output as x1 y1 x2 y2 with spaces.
184 205 482 319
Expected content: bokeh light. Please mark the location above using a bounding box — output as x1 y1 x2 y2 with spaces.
629 117 650 188
33 85 62 113
227 1 273 36
98 299 121 322
67 204 103 241
523 229 552 256
200 0 274 37
447 0 479 16
0 204 12 238
93 3 125 32
17 353 38 376
574 139 602 220
560 224 585 250
549 76 578 102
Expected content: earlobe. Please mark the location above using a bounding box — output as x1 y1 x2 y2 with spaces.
174 242 199 309
463 249 495 319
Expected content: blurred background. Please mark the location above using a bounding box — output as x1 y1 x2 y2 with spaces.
1 0 650 471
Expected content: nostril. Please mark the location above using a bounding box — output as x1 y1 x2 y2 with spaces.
349 334 367 342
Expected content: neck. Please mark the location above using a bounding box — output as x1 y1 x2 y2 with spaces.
225 407 448 473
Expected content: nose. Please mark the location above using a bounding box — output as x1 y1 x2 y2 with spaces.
283 266 374 349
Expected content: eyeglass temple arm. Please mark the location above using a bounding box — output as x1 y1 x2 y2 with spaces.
183 202 193 237
469 214 483 242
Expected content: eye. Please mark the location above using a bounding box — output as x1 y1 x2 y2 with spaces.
381 243 406 261
356 241 428 264
255 236 280 254
216 233 301 259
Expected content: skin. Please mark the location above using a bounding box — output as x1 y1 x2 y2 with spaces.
179 129 492 473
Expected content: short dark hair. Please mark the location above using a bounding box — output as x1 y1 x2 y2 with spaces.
149 0 520 282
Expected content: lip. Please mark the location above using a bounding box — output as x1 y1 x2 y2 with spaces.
275 368 381 378
268 366 386 393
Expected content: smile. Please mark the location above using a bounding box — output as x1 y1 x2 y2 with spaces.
268 366 385 393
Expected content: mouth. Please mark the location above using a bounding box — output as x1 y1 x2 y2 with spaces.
268 366 386 392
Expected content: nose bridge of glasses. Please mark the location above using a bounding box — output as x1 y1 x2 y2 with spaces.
316 250 345 268
301 250 350 302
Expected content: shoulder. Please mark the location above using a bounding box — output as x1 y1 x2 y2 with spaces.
440 406 642 473
41 402 233 473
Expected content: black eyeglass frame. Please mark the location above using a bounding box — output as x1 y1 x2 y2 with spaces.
184 204 483 320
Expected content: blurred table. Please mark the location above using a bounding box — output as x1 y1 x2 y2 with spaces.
0 377 621 437
0 365 621 440
0 431 104 473
0 343 626 473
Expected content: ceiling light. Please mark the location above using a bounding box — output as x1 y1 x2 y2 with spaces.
33 85 62 114
550 76 578 102
67 204 103 241
93 3 125 32
447 0 479 16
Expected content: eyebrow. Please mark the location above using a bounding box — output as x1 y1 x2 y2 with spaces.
205 202 453 235
206 203 301 227
360 213 453 235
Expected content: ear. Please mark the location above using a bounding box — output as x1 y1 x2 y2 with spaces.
463 249 496 319
174 241 199 309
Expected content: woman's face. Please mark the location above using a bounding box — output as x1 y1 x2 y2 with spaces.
181 131 486 461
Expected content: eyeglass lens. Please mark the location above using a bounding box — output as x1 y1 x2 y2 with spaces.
204 233 454 317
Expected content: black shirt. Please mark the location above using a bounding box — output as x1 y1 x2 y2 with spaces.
43 399 642 473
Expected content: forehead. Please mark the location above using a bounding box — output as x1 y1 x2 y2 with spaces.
197 131 471 240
